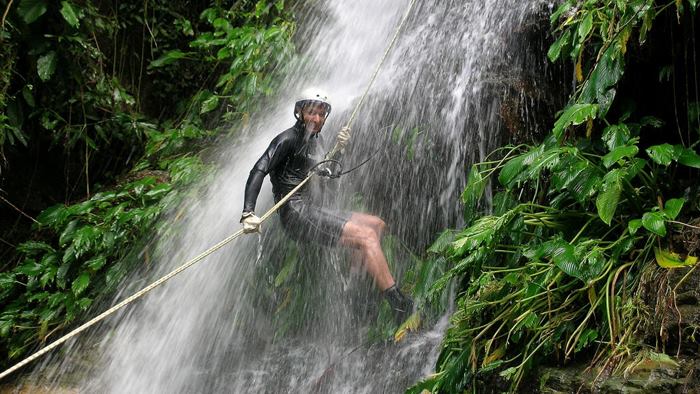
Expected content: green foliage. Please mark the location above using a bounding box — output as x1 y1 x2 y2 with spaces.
0 176 172 361
416 0 700 392
0 0 295 367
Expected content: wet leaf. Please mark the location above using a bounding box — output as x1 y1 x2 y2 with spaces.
498 153 526 187
646 143 679 165
678 147 700 168
149 50 189 68
578 13 593 42
59 220 79 247
579 46 624 115
71 272 90 296
628 218 643 235
37 51 57 82
548 30 571 62
200 95 220 114
16 260 43 276
394 312 421 343
550 1 572 23
664 198 685 220
642 211 666 236
60 1 80 28
16 241 55 255
85 256 107 271
553 104 598 140
602 145 638 168
18 0 47 24
654 248 697 268
462 165 487 219
596 169 624 225
428 230 457 255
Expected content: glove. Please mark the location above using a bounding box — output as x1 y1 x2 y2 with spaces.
240 212 262 233
335 126 351 150
315 161 340 178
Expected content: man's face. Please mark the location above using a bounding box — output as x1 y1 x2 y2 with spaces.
301 103 328 134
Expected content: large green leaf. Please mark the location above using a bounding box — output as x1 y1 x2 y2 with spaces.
200 94 220 114
549 240 579 278
149 50 190 68
37 51 57 82
552 104 598 140
596 169 624 225
548 30 571 62
18 0 47 24
578 13 593 42
85 256 107 271
60 1 80 28
579 46 624 115
664 198 685 220
646 143 679 166
16 241 55 255
72 272 90 296
550 1 573 23
498 153 526 187
569 166 603 204
642 211 666 236
678 147 700 168
16 260 43 276
601 123 630 150
59 220 79 247
602 145 638 168
461 165 487 220
628 218 643 235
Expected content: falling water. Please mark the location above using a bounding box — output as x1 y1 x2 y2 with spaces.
23 1 563 393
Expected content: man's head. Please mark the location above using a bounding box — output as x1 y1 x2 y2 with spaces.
294 88 331 135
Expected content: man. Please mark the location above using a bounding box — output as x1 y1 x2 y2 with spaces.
240 88 413 322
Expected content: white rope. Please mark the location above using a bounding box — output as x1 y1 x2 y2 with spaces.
0 0 416 381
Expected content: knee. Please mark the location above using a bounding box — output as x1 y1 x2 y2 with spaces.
374 218 386 236
357 226 381 249
367 216 386 237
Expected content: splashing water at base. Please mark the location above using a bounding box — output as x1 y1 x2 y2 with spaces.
24 1 559 392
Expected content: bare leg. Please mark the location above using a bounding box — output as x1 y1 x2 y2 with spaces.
347 213 386 272
339 215 394 291
348 212 386 239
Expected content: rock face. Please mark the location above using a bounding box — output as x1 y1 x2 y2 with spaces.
538 360 699 394
537 258 700 393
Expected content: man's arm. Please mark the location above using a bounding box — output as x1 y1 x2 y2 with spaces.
242 133 291 215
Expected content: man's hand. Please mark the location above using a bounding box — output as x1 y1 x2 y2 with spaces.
240 212 262 233
315 161 341 178
335 126 351 150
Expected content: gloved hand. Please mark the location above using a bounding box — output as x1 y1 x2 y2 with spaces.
335 126 351 150
315 161 341 178
240 212 262 233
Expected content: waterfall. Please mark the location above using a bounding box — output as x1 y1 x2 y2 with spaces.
25 1 559 392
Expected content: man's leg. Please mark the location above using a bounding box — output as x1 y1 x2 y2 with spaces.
338 215 394 291
337 213 414 322
346 213 386 273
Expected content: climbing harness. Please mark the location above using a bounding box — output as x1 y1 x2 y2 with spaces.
0 0 416 381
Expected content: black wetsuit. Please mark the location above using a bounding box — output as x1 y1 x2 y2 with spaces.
243 121 350 246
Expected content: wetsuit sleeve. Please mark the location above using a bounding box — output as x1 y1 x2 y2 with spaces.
243 134 292 213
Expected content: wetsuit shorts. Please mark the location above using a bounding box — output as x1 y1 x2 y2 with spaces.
279 200 351 247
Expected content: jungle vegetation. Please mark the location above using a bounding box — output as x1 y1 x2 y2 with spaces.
0 0 294 370
412 0 700 392
3 0 700 392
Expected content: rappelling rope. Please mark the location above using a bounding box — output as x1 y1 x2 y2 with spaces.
324 0 416 159
0 0 416 381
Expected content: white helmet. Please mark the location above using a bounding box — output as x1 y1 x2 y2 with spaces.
294 87 332 120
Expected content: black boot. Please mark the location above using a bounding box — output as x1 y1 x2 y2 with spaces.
382 284 414 324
